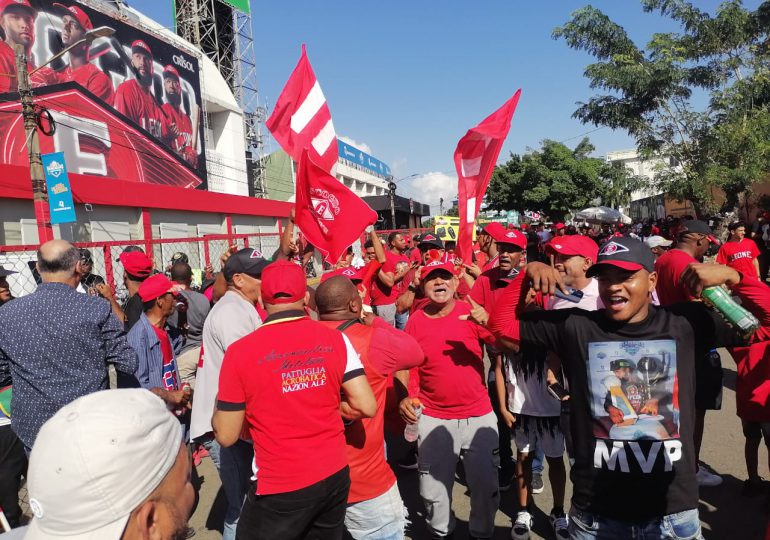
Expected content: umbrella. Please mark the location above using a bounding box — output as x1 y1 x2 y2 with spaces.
575 206 631 224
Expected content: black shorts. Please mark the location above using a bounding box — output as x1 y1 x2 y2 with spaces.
741 420 770 441
694 350 723 411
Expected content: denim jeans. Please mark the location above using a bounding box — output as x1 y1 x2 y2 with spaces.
201 437 254 540
569 507 705 540
345 482 407 540
394 311 409 331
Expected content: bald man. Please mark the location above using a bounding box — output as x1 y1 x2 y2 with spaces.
0 240 137 451
315 276 423 540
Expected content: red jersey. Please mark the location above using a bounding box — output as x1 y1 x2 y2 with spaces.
405 302 494 419
370 251 408 305
481 254 499 272
716 238 760 279
161 103 196 165
320 318 423 503
0 43 37 93
469 267 510 312
654 248 698 306
114 79 166 140
218 312 363 495
60 64 114 106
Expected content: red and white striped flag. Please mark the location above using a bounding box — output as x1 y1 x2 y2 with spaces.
454 90 521 261
266 45 338 172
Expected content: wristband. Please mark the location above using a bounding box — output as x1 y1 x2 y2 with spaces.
408 284 418 293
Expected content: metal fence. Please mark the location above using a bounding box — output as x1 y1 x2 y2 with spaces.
0 233 281 299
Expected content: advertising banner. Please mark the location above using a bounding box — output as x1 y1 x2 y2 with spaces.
0 0 206 186
42 151 76 224
337 139 391 178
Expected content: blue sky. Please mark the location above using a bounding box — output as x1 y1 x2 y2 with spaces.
129 0 761 210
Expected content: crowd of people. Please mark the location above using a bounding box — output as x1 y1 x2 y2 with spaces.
0 208 769 540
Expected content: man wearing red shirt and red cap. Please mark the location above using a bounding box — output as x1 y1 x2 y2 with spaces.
0 0 36 93
315 275 423 539
125 273 190 412
114 40 166 140
213 260 376 540
398 260 499 540
32 4 114 104
118 249 154 331
161 65 197 166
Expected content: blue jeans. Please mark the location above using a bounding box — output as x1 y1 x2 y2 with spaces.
345 482 407 540
201 437 254 540
531 445 544 475
569 507 704 540
394 311 409 331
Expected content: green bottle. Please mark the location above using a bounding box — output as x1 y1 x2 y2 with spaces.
701 286 760 339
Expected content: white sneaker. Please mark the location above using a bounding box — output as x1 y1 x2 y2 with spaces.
511 511 533 540
549 510 569 540
696 465 723 487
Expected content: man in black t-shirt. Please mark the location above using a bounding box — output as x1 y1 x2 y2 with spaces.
485 237 770 539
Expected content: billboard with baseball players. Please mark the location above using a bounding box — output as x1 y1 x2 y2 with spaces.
0 0 207 187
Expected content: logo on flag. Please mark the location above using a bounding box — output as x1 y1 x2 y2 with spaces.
599 242 629 256
46 160 64 178
310 189 339 221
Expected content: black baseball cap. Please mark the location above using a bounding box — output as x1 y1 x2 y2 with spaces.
610 359 635 371
417 233 444 250
586 237 655 277
678 219 718 243
170 252 189 264
223 248 269 280
0 266 17 277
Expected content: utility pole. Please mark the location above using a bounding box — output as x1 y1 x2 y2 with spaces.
388 180 397 229
440 197 444 215
16 44 53 243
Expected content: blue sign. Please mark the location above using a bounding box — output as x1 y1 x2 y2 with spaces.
42 152 76 224
337 139 392 178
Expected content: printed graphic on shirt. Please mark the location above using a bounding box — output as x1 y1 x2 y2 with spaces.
161 357 178 391
281 367 327 393
588 340 679 441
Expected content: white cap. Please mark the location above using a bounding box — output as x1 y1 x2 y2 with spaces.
644 235 673 249
24 389 182 540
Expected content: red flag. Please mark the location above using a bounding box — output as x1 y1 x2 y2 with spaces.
295 149 378 264
266 45 338 172
454 90 521 261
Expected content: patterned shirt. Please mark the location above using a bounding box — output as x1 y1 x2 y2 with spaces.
125 313 183 392
0 283 137 449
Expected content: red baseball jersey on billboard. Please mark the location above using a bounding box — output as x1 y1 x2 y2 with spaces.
0 43 37 93
114 79 166 140
161 103 196 166
60 64 115 106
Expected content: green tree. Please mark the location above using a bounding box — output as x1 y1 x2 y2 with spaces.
553 0 770 216
486 138 641 221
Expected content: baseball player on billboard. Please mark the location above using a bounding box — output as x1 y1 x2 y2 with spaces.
114 39 165 140
31 3 115 104
161 65 197 167
0 0 37 93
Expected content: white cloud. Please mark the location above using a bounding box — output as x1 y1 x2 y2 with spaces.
401 171 457 210
338 135 373 155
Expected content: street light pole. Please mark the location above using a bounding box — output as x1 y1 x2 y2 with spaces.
388 180 397 229
16 44 52 243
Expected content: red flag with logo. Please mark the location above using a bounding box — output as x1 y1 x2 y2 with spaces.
266 45 338 172
295 149 378 264
454 90 521 261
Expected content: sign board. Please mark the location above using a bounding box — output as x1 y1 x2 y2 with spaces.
42 152 76 224
337 139 391 178
217 0 251 14
0 0 207 186
434 215 495 242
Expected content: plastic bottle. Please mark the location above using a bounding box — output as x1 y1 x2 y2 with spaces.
701 286 760 339
404 398 422 442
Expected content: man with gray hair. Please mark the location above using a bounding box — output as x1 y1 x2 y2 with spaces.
0 240 137 451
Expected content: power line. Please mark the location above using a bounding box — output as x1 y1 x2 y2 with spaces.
558 126 606 144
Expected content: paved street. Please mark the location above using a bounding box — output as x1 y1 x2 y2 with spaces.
188 349 769 540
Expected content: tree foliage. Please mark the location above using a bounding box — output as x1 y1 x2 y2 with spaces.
486 138 645 221
553 0 770 216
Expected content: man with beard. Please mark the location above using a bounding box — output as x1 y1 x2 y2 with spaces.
33 4 114 104
114 40 165 140
0 0 36 93
161 65 197 166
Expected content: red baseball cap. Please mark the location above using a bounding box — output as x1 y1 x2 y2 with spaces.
119 251 153 278
52 3 92 30
162 65 180 80
545 235 599 262
137 274 175 302
482 222 507 241
261 260 306 304
0 0 36 17
320 266 363 283
492 227 527 250
131 40 152 58
554 223 566 230
420 260 455 280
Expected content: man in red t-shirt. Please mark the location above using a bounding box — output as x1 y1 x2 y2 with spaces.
654 219 724 487
212 260 376 540
716 221 761 280
397 260 499 539
161 65 197 167
316 276 423 539
114 40 166 140
369 231 409 326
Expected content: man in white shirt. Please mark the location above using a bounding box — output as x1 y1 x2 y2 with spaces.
190 248 267 540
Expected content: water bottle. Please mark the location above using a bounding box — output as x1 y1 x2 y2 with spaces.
701 286 760 339
404 398 422 442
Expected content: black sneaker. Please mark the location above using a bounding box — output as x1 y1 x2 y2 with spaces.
743 477 765 496
531 473 544 494
398 450 418 470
